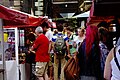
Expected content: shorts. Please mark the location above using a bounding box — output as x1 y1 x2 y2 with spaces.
35 62 48 77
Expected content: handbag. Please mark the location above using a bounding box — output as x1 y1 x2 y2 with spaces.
64 56 80 80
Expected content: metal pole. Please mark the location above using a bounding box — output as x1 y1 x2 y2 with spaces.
15 28 19 80
0 19 7 80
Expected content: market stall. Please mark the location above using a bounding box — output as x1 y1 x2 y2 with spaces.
87 0 120 50
0 5 52 80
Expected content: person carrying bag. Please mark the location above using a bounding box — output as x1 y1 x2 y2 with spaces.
64 54 80 80
64 41 82 80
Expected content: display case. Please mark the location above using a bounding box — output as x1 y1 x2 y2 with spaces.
0 28 19 80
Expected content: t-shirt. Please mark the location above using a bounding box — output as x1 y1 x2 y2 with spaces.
68 35 76 55
73 36 85 51
45 29 53 41
52 32 68 42
32 34 50 62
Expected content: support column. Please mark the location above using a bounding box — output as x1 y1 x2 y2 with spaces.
0 19 7 80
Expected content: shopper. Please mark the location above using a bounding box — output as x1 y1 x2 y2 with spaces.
41 21 53 80
41 21 53 41
25 29 36 80
97 21 113 51
66 27 76 58
78 26 101 80
62 24 68 36
73 28 85 52
51 24 70 80
29 26 50 80
98 27 110 79
104 37 120 80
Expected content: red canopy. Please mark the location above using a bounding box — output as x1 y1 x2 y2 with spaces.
0 5 51 28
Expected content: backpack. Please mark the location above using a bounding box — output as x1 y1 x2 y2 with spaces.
54 34 66 55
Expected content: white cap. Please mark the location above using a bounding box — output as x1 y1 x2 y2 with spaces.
35 26 43 33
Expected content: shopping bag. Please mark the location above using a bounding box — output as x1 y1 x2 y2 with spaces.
64 57 80 80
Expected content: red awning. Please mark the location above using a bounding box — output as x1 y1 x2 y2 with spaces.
0 5 52 28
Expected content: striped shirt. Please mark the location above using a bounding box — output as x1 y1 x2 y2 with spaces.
52 32 68 42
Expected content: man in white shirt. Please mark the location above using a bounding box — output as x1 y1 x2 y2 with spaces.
41 21 53 80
